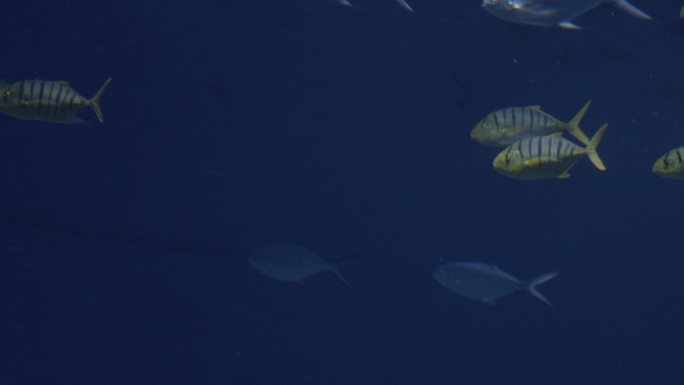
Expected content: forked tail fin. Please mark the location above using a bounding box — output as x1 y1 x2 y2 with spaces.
586 123 608 171
567 100 591 145
89 77 112 123
331 266 353 292
528 272 559 307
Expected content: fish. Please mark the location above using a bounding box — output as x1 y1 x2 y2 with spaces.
248 245 351 289
471 100 592 147
432 261 558 306
0 77 111 123
336 0 413 12
493 123 607 180
652 146 684 179
481 0 652 29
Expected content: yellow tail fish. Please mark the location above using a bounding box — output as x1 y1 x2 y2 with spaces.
0 77 111 123
493 123 607 180
471 100 592 147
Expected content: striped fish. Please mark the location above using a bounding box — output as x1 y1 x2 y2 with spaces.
336 0 413 12
493 123 607 180
652 146 684 179
0 77 111 123
471 101 592 147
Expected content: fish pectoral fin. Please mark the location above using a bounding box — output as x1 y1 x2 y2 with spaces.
556 171 570 178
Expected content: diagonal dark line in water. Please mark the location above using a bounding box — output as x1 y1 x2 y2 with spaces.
0 209 247 260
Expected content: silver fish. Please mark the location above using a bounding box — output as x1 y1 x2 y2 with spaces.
248 245 351 289
481 0 652 29
432 261 558 306
336 0 413 12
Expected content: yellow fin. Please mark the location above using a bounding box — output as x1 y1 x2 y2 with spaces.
585 123 608 171
566 100 591 146
88 77 112 123
557 171 570 178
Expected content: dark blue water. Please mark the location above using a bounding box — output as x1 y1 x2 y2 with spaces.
1 1 682 384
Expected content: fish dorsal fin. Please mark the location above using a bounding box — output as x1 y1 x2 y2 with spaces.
528 272 558 307
57 80 70 85
526 105 542 111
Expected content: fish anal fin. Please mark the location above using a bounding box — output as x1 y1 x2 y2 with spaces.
65 114 89 124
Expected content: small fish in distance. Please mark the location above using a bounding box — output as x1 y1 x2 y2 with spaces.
471 100 592 147
481 0 652 29
336 0 413 12
248 245 352 289
652 146 684 179
493 123 607 180
433 261 558 306
0 78 111 123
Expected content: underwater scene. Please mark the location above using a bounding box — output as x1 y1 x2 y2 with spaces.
0 0 682 384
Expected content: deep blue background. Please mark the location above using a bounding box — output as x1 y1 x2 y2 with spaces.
1 0 683 384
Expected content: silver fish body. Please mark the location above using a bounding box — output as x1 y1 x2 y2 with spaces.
432 261 558 306
481 0 652 29
248 245 351 289
336 0 413 12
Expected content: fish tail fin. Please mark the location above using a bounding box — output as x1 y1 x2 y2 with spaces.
612 0 652 20
331 266 353 292
88 77 112 123
395 0 414 12
528 272 558 307
586 123 608 171
567 100 591 145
